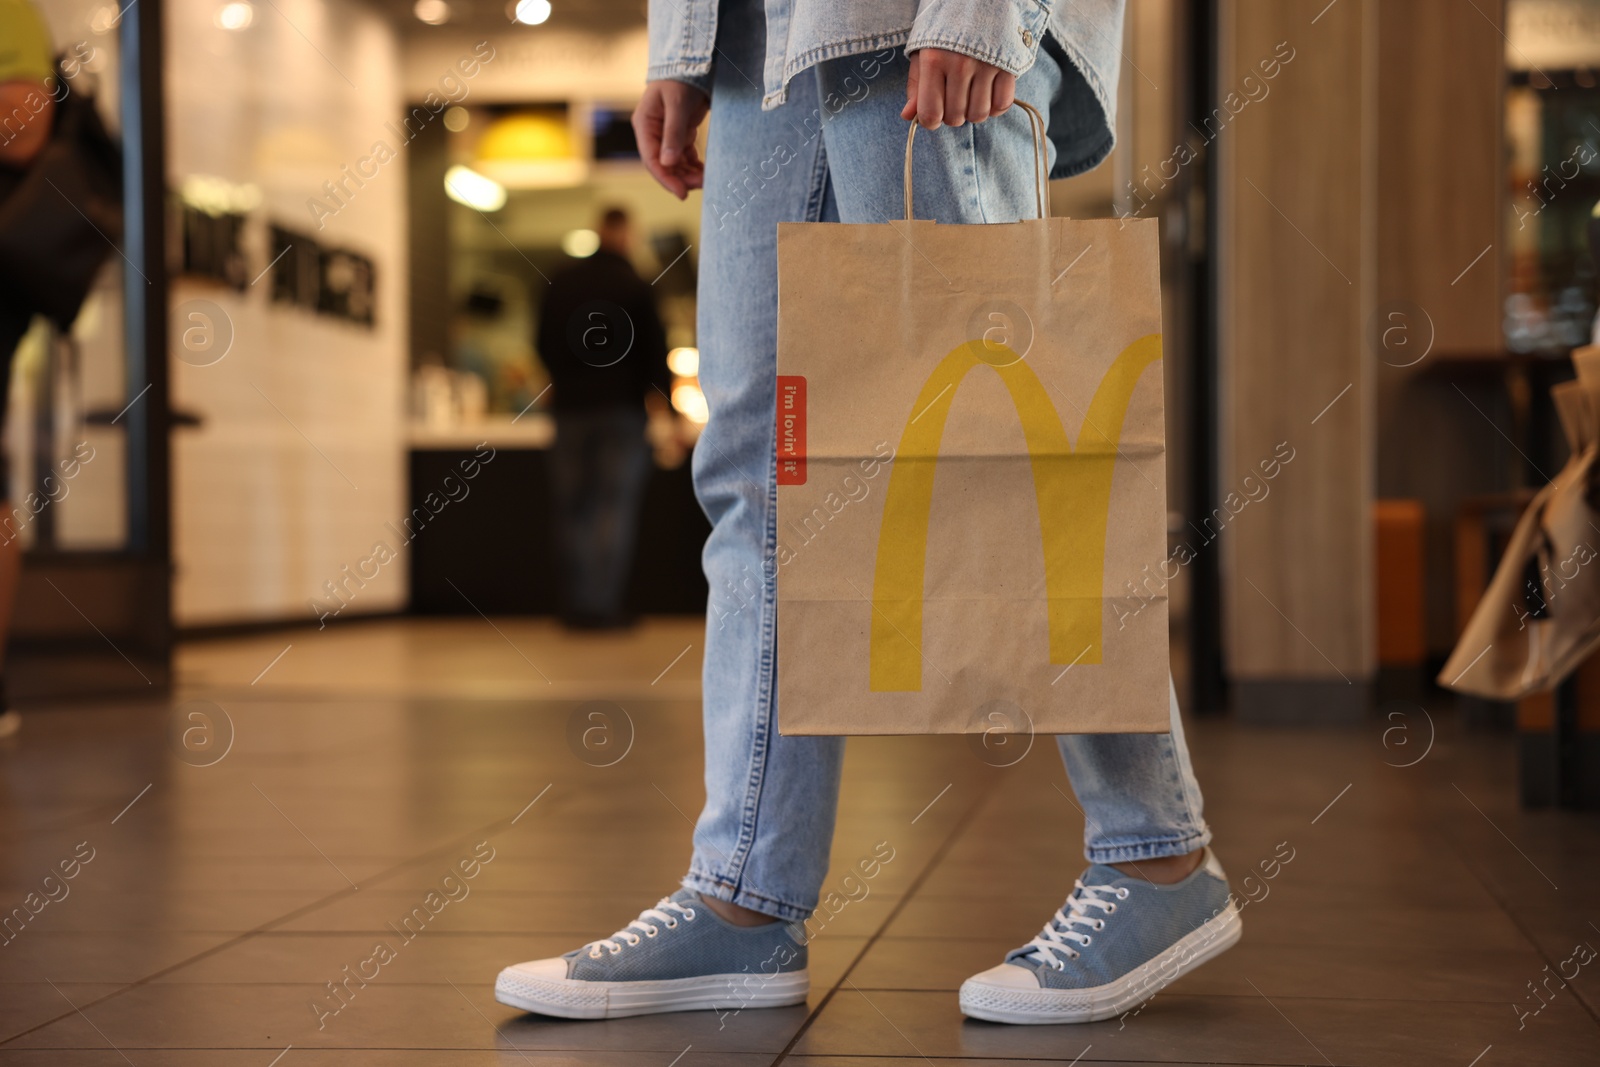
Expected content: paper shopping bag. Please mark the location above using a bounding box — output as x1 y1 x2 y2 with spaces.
1440 345 1600 699
775 104 1170 735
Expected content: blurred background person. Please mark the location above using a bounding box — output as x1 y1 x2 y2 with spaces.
536 207 671 629
0 0 68 737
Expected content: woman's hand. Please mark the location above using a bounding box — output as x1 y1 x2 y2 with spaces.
632 80 709 199
901 48 1017 130
632 49 1017 194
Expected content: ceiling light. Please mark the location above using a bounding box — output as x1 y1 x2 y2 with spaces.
511 0 551 25
667 346 699 377
414 0 450 24
671 382 709 425
88 4 120 33
215 1 254 30
180 174 263 216
444 165 507 212
474 110 584 188
561 229 599 258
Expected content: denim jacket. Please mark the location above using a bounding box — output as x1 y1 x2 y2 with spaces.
646 0 1125 178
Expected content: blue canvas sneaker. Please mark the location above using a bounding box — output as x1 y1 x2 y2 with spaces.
495 889 809 1019
960 848 1242 1024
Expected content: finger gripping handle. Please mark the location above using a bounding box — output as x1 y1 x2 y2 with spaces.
903 100 1049 222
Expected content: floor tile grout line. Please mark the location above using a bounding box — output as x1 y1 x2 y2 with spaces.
0 1049 1324 1067
768 777 1001 1067
1427 762 1600 1033
769 1058 1321 1066
774 1055 1337 1062
2 789 180 840
0 1047 1317 1063
125 685 707 721
25 977 1580 1013
0 811 525 1048
0 975 1579 1010
745 987 1590 1008
1448 867 1600 1031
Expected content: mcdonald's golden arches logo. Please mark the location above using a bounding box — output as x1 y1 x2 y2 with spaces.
869 334 1163 691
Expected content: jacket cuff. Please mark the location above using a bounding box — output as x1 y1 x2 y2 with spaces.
645 61 713 98
906 0 1053 77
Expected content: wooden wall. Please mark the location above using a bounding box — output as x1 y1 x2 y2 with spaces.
1373 0 1507 657
1218 0 1375 719
1375 1 1504 349
1217 0 1506 716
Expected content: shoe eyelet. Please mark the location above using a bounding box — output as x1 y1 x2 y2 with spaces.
607 943 622 955
1106 903 1117 914
1117 888 1130 899
684 909 697 921
1095 920 1105 930
644 926 658 938
1082 935 1092 946
589 949 602 959
665 920 678 929
626 934 641 946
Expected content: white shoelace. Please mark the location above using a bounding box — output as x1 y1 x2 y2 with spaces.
1017 879 1129 970
585 897 697 959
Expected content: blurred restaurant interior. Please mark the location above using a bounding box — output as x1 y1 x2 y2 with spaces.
3 0 1600 1063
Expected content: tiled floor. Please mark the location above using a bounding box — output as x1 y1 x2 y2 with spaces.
2 617 1597 1065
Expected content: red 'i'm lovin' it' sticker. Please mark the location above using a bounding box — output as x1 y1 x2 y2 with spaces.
776 376 806 485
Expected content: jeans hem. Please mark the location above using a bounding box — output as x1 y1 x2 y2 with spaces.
1084 825 1212 865
682 869 812 923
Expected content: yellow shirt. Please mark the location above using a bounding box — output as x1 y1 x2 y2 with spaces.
0 0 53 86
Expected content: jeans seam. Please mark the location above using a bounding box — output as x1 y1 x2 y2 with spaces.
683 867 812 922
1084 827 1212 864
967 123 986 224
1158 741 1198 838
802 120 830 222
718 438 783 890
1165 691 1209 840
726 135 826 881
1174 756 1207 837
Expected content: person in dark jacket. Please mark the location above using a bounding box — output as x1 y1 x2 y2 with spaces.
0 0 60 737
536 207 672 628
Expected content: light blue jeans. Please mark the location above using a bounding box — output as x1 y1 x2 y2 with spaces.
684 0 1211 923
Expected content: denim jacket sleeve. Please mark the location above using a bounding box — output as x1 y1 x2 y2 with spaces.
905 0 1123 178
645 0 1123 180
646 0 717 96
905 0 1054 75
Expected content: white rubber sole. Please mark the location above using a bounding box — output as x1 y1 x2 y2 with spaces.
959 901 1243 1025
494 967 810 1020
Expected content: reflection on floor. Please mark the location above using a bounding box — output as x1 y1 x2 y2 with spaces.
1 617 1597 1065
